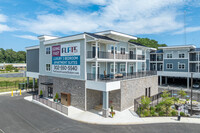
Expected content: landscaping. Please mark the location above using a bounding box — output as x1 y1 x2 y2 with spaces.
136 90 199 117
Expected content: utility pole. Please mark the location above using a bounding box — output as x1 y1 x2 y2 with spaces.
190 73 193 116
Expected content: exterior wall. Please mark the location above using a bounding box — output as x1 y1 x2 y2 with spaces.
39 39 86 80
86 89 102 110
39 75 86 110
27 49 39 73
120 75 158 111
164 59 188 72
163 49 189 59
109 89 121 111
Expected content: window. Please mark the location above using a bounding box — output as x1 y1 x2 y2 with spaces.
46 47 51 54
46 64 51 71
110 64 118 73
111 46 117 54
179 53 185 58
166 63 173 69
145 88 147 97
120 64 126 73
120 47 125 55
148 87 151 97
178 63 185 69
167 53 172 58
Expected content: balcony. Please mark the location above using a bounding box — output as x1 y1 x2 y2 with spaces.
189 53 199 61
87 71 157 82
87 51 138 60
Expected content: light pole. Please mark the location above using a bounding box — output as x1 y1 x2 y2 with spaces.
190 73 193 116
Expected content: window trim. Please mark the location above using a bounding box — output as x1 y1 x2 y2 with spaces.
120 64 126 73
166 63 173 69
111 45 117 54
178 63 185 70
179 53 185 58
46 64 51 72
120 47 126 55
110 64 118 73
45 47 51 55
166 53 172 58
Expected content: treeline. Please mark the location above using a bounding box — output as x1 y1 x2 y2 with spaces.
130 38 167 49
0 48 26 63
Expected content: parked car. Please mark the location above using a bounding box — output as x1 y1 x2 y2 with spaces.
193 83 200 89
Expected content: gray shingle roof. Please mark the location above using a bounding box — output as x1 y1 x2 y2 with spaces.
85 32 118 42
128 41 146 47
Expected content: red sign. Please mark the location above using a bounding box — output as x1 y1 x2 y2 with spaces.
52 45 60 57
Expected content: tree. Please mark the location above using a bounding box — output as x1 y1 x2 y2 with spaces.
178 90 187 98
129 38 167 49
141 96 151 109
5 65 14 71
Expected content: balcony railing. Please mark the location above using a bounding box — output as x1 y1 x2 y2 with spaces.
87 51 138 60
137 55 145 60
87 71 157 82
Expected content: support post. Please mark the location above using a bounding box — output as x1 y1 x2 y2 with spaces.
95 61 98 81
187 77 190 89
160 76 162 86
125 62 127 77
190 73 193 116
165 77 167 85
33 78 35 91
27 77 29 88
102 91 109 118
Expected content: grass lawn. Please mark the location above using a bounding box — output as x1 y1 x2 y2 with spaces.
0 77 32 82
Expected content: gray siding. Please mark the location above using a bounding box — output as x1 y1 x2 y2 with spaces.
146 59 150 70
164 59 188 72
26 49 39 73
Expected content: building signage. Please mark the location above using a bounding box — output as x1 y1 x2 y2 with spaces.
52 43 80 75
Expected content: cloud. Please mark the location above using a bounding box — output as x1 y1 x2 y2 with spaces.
173 26 200 34
14 35 38 40
17 0 187 35
66 0 108 5
0 14 7 22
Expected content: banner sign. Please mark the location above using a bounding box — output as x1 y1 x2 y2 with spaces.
52 43 80 75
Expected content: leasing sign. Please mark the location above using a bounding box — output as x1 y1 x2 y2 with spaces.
52 43 80 75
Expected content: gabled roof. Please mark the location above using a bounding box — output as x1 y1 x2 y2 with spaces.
150 49 163 54
85 32 118 42
128 41 146 47
190 48 200 52
159 45 196 49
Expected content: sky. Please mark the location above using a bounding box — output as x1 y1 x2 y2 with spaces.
0 0 200 51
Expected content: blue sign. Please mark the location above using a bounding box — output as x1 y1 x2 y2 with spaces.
52 56 80 65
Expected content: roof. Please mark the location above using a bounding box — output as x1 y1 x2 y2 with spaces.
159 45 196 49
150 49 163 54
128 41 146 47
85 32 118 42
95 30 137 40
25 45 39 50
190 48 200 52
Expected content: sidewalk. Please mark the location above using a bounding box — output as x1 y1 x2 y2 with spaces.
24 96 200 125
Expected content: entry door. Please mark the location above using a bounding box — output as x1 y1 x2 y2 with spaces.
92 46 99 58
129 51 134 59
153 64 156 70
130 65 134 74
48 87 53 98
160 64 163 71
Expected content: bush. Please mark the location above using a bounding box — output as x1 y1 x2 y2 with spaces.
40 90 43 95
180 112 185 116
14 68 19 72
171 110 177 116
55 93 59 99
158 111 165 116
143 109 150 117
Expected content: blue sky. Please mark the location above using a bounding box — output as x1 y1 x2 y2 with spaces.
0 0 200 51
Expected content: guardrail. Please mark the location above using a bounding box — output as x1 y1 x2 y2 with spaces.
32 95 68 115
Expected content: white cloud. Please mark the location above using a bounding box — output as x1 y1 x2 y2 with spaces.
66 0 108 5
0 14 7 22
173 26 200 34
14 35 38 40
17 0 187 35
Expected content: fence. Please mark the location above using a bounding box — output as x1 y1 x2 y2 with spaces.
32 95 68 115
134 90 172 116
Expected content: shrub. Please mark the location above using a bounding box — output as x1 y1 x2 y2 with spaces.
141 96 151 110
180 112 185 116
158 111 165 116
55 93 59 99
143 109 150 117
171 110 177 116
40 90 43 95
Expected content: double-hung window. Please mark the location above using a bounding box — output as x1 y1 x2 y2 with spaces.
166 63 173 69
111 46 117 54
167 53 172 58
121 47 125 55
46 47 51 54
179 53 185 58
178 63 185 69
120 64 126 73
46 64 51 71
110 64 118 73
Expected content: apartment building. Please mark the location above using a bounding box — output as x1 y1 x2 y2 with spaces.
26 30 158 117
150 45 200 89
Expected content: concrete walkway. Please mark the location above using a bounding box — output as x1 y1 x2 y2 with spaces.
24 96 200 125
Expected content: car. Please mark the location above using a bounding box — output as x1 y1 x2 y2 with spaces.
193 83 200 89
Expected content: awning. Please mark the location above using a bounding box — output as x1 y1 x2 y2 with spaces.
40 82 53 85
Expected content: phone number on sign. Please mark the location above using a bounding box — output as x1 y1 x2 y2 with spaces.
53 65 78 71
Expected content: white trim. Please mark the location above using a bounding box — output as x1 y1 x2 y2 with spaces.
26 45 39 50
45 46 51 55
110 63 117 73
120 64 126 73
178 62 185 70
159 45 196 49
166 53 172 59
45 64 51 72
120 46 126 55
166 63 173 69
26 71 39 78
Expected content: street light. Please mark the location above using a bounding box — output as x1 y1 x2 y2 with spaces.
190 73 193 116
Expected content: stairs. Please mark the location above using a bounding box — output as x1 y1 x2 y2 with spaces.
94 104 102 111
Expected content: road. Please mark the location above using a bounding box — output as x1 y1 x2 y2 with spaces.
0 93 200 133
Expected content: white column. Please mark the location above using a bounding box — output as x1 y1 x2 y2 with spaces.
125 62 127 77
106 62 107 75
144 50 146 71
114 62 116 75
95 61 98 81
198 52 200 73
102 91 109 118
160 76 162 86
114 43 116 59
187 77 190 89
95 41 98 58
136 62 138 72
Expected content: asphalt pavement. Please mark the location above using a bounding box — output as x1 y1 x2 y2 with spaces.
0 93 200 133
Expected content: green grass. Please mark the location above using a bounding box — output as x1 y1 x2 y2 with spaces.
0 77 32 82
